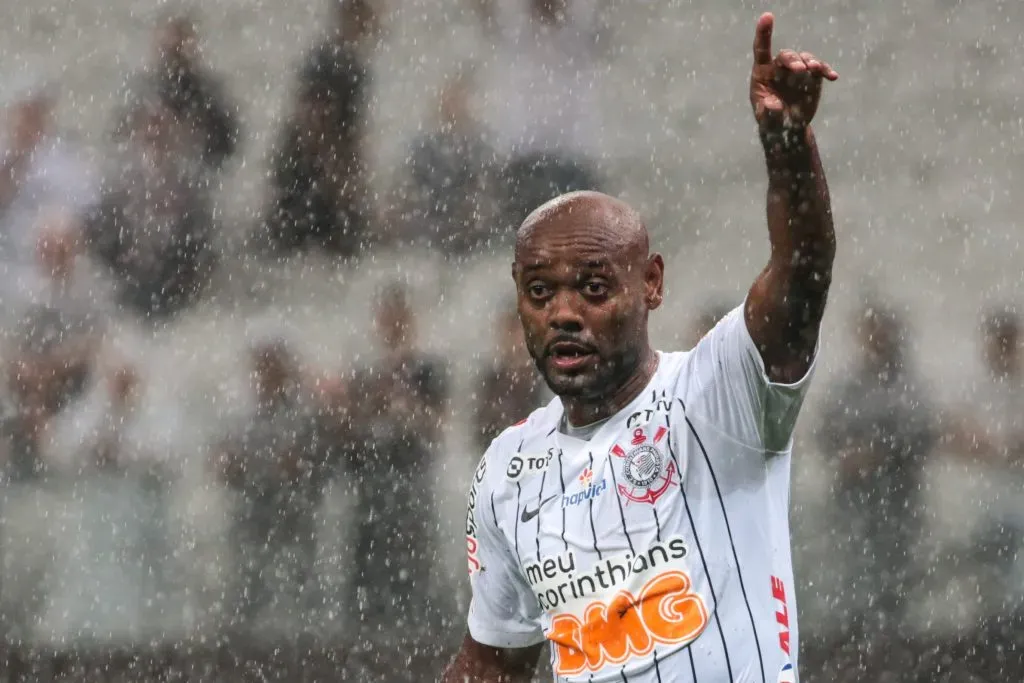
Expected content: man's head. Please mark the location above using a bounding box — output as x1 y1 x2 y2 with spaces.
331 0 381 44
512 191 664 400
438 68 473 128
855 301 903 370
981 306 1020 377
154 12 198 65
531 0 568 25
7 87 55 152
250 339 295 401
375 283 416 353
35 207 82 281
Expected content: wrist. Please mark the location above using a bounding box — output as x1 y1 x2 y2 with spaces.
761 125 813 170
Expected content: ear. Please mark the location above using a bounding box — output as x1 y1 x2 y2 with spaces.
645 254 665 310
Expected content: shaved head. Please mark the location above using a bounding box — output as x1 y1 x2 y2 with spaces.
511 191 664 425
515 191 649 267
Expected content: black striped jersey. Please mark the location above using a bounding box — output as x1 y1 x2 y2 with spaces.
463 305 815 682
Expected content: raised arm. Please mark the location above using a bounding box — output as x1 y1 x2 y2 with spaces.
744 13 839 384
441 634 542 682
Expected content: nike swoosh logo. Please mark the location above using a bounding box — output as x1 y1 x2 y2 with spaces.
521 495 557 523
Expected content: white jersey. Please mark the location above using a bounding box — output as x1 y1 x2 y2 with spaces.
464 306 816 682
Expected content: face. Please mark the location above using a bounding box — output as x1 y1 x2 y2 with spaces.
857 310 901 368
109 365 141 404
157 18 197 63
513 212 663 400
336 0 380 42
983 323 1019 375
10 97 52 148
253 346 291 395
532 0 567 23
36 211 80 279
376 295 414 351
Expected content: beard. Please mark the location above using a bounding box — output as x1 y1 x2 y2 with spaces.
532 343 642 402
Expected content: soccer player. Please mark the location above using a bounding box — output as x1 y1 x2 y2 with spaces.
444 12 838 683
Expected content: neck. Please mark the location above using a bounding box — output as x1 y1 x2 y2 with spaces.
563 348 658 427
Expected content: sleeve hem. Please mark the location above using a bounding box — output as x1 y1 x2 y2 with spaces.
737 297 820 390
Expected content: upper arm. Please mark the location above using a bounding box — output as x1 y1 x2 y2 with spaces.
442 632 543 683
684 303 817 452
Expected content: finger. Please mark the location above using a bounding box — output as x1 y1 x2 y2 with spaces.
774 49 807 73
799 52 840 81
799 51 822 72
756 94 785 123
753 12 774 66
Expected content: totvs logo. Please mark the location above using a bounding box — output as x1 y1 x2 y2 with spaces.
548 571 709 677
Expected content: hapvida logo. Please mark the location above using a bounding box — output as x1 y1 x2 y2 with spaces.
563 468 607 508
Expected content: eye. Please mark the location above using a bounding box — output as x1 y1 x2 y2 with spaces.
527 282 551 300
582 280 609 298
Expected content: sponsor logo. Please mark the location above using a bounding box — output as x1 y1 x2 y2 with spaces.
523 538 708 676
625 390 672 429
611 426 677 505
562 468 607 508
506 453 552 482
771 575 791 657
523 538 692 614
521 495 557 523
465 457 487 575
548 569 708 676
778 663 796 683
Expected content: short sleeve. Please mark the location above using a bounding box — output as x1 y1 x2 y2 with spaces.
683 301 818 453
464 452 546 649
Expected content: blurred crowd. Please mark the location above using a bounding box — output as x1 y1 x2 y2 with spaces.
0 1 1022 681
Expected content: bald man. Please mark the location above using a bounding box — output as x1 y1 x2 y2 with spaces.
445 14 837 683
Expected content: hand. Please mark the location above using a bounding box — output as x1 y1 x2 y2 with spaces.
750 13 838 135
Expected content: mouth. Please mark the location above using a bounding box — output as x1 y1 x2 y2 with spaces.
546 340 597 372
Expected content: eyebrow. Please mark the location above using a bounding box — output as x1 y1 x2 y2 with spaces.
519 258 611 273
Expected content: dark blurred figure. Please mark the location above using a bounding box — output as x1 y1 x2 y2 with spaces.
304 0 378 136
1 211 107 482
473 304 547 454
215 338 328 627
474 0 607 234
259 0 377 259
131 10 240 174
84 84 218 321
948 308 1024 462
343 283 453 681
818 302 937 639
946 306 1024 622
385 68 497 255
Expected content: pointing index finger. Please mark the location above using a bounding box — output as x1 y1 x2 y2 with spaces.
753 12 774 66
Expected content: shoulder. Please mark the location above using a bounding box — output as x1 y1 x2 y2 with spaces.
474 397 560 489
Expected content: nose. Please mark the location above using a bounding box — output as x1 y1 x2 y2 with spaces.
548 288 583 332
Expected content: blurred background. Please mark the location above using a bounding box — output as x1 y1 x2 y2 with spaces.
0 0 1022 680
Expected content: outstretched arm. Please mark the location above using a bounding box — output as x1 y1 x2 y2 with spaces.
441 633 542 682
744 13 839 384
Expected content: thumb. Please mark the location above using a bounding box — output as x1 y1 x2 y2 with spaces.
757 94 785 121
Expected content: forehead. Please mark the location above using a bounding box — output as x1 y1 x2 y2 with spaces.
515 215 635 273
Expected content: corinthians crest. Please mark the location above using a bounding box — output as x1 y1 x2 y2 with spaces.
611 425 677 505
